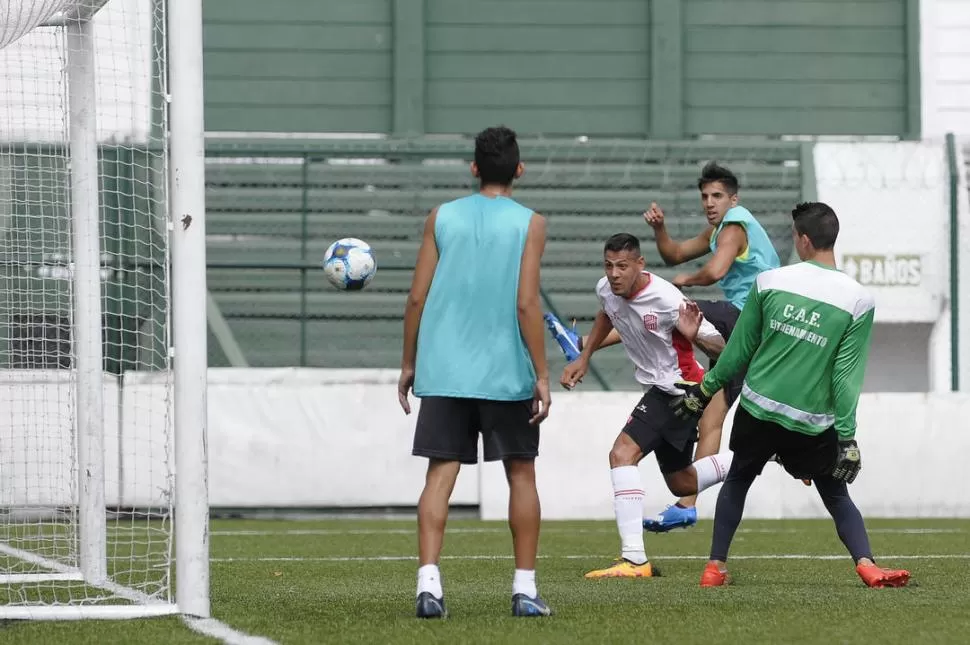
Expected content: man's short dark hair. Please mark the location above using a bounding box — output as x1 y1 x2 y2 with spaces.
474 126 519 185
697 161 739 195
604 233 641 256
791 201 839 250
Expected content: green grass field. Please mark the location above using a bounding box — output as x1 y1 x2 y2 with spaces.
2 517 969 644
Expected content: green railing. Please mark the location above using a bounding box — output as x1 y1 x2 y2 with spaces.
946 133 960 392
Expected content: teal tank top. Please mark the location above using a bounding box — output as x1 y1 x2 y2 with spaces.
413 194 536 401
710 205 780 310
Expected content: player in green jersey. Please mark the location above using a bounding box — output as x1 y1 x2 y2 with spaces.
674 201 911 589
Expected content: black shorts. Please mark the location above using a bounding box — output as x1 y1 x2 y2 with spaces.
729 405 838 480
696 299 744 406
412 396 538 464
620 388 698 474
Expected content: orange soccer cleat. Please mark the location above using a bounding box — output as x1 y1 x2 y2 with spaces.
700 562 733 587
856 563 910 588
584 558 659 579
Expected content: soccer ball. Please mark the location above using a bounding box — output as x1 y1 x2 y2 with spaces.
322 238 377 291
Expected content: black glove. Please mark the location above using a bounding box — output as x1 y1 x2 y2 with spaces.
671 382 712 421
832 439 862 484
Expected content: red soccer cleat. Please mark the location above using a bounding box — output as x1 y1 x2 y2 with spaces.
700 562 732 587
856 563 910 588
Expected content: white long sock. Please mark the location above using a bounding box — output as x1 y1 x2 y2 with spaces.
693 452 733 494
417 564 443 599
611 466 647 565
512 569 537 598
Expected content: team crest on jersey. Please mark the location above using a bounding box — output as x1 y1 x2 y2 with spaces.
642 313 658 331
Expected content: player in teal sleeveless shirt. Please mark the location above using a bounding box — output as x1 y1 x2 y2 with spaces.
544 161 781 532
398 126 552 619
705 204 779 311
412 192 536 400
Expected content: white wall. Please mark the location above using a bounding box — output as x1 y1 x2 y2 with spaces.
813 141 954 392
921 0 970 137
200 369 481 508
3 368 968 519
865 323 932 392
481 391 970 521
193 371 970 519
0 371 120 507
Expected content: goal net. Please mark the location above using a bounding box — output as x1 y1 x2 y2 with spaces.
0 0 179 619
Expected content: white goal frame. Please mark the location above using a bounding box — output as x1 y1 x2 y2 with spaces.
0 0 210 620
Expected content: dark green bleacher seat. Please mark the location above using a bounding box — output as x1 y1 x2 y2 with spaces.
205 137 804 389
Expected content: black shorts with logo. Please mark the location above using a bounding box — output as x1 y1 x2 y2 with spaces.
412 396 538 464
730 405 838 480
696 299 744 406
620 387 698 474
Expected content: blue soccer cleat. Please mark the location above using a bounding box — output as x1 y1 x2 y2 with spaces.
643 504 698 533
512 593 553 617
416 592 447 619
544 312 582 362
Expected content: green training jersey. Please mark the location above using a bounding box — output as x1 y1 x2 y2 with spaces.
701 260 875 440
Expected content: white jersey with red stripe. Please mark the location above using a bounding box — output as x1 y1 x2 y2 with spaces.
596 272 720 394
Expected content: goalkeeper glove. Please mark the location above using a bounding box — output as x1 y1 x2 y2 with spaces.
672 382 712 421
832 439 862 484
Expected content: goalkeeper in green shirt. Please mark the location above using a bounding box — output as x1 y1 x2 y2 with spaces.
674 201 911 590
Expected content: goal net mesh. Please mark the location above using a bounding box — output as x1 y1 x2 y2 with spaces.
0 0 173 610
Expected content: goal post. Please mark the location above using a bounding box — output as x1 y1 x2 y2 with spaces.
0 0 209 620
66 9 107 590
168 0 211 621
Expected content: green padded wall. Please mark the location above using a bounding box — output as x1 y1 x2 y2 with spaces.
201 0 918 138
424 0 650 136
203 0 394 132
682 0 915 137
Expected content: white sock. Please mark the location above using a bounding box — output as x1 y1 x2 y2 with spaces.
693 452 733 494
611 466 647 565
512 569 537 598
417 564 443 599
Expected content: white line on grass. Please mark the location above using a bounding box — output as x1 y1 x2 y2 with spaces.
182 617 279 645
1 538 277 644
210 553 970 564
206 527 964 537
869 528 964 534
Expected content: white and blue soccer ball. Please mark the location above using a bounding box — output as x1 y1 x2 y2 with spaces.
322 238 377 291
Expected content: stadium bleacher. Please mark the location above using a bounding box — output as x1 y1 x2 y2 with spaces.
203 137 807 388
0 138 807 388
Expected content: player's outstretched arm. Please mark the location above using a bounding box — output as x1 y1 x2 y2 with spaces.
399 208 440 413
561 310 613 390
831 300 876 441
580 310 614 358
579 328 623 352
673 224 746 288
519 213 551 424
644 202 712 266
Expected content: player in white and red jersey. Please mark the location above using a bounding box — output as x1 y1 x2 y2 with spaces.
561 233 733 579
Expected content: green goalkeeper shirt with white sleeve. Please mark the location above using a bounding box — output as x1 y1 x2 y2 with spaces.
700 260 875 440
